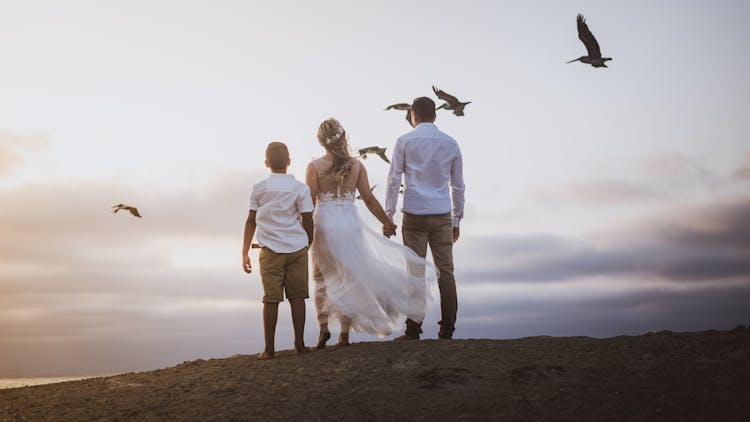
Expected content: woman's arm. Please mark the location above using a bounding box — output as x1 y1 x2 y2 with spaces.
356 162 396 232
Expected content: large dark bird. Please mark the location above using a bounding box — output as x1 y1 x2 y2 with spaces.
433 86 471 116
567 14 612 68
385 103 413 127
358 146 390 164
112 204 142 218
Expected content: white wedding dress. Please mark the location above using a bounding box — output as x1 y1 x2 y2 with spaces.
310 158 436 337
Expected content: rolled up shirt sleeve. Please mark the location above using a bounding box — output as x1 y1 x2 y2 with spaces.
450 146 465 227
385 138 405 220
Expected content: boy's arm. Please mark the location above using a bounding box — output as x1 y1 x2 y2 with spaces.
242 210 257 273
297 184 315 246
301 212 314 245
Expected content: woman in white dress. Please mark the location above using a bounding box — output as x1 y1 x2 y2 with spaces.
306 118 436 348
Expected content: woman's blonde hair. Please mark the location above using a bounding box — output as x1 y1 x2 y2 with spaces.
317 118 355 179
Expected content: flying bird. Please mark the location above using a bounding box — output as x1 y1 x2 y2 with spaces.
358 146 390 164
385 103 413 127
567 14 612 68
112 204 142 218
356 185 377 200
356 184 403 199
433 86 471 116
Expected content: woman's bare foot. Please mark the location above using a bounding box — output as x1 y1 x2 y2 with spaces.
336 333 350 347
316 330 331 350
257 351 275 360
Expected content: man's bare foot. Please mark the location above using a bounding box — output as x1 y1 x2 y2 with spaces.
257 351 275 360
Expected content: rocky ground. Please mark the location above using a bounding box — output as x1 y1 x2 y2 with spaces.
2 327 750 421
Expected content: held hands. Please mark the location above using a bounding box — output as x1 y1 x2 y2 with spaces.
242 255 252 273
382 220 397 238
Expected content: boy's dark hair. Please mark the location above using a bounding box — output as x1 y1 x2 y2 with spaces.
266 142 290 171
412 97 436 122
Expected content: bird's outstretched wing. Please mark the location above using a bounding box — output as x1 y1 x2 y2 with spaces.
385 103 411 111
433 86 459 106
405 109 413 126
129 207 142 218
359 147 375 155
577 14 601 58
376 150 391 164
356 185 377 200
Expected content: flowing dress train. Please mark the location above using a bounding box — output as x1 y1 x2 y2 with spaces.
310 158 436 337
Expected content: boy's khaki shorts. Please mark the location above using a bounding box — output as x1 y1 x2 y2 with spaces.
259 246 309 303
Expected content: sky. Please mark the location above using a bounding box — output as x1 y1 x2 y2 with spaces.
1 0 749 377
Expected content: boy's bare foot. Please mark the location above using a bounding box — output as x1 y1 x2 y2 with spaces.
316 330 331 350
257 351 275 360
336 333 350 347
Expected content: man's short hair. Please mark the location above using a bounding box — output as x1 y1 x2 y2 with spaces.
266 142 289 171
412 97 436 122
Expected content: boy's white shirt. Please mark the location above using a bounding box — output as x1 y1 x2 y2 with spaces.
249 173 314 253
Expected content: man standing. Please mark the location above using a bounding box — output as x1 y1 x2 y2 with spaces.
385 96 465 340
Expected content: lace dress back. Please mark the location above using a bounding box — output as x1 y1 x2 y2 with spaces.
311 158 360 202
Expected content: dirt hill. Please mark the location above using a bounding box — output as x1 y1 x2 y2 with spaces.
2 327 749 421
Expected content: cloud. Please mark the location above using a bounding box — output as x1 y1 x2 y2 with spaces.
2 169 749 377
0 169 261 265
457 197 750 283
0 147 19 176
561 180 663 203
734 153 750 181
0 132 48 177
454 280 750 339
641 151 721 191
537 151 744 207
0 169 270 376
406 193 750 348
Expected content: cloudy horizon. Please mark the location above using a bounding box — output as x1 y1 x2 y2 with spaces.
1 0 749 377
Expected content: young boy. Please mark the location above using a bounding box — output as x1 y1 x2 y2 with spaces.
242 142 314 359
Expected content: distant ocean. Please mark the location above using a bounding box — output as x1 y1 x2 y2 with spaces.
0 374 116 390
